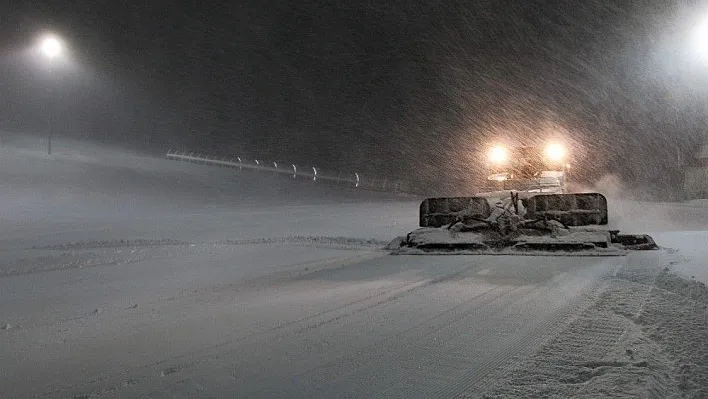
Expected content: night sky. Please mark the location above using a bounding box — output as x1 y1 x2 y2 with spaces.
2 1 708 196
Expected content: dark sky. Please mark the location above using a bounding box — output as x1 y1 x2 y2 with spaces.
1 1 708 195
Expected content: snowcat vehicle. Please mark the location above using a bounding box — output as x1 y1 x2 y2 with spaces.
388 192 657 255
483 143 570 194
388 144 657 255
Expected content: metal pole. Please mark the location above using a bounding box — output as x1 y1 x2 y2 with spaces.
47 62 53 155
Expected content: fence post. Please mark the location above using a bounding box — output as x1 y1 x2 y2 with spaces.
165 150 415 193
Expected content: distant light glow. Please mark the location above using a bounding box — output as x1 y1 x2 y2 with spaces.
487 173 509 181
40 36 62 59
693 18 708 58
545 143 566 162
488 146 508 164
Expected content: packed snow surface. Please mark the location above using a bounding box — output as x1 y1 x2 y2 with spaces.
1 137 707 398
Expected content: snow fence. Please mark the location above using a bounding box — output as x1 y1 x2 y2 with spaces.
165 150 416 194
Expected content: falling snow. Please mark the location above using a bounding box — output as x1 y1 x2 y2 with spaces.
2 1 708 397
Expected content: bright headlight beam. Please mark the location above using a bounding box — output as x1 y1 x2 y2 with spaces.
545 143 566 162
488 146 508 164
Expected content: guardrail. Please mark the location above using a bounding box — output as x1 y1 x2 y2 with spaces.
166 150 415 193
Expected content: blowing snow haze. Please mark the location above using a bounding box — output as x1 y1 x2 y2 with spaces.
1 0 707 197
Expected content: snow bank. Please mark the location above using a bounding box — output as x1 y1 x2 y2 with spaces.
480 251 708 398
685 199 708 208
652 231 708 285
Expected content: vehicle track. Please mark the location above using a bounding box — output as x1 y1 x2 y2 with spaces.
23 250 624 399
51 252 477 398
475 251 675 398
235 260 618 398
251 284 516 398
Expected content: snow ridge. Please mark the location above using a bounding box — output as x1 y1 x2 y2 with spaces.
478 252 708 398
1 236 389 277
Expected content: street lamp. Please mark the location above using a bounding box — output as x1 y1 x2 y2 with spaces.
39 35 63 155
691 15 708 61
41 36 62 59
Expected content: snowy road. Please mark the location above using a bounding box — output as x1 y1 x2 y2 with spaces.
2 237 626 398
1 140 707 398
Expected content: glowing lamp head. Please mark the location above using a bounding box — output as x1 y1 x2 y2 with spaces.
40 36 62 59
693 18 708 59
488 146 508 164
545 143 566 162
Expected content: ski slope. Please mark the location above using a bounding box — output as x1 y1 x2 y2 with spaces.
1 138 707 398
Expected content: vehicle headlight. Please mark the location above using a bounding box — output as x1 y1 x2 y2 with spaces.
545 143 566 162
488 146 508 164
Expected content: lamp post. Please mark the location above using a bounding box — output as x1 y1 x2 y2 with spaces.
40 35 62 155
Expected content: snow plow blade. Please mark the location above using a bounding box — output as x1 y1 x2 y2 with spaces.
524 193 608 226
419 197 491 228
389 193 658 255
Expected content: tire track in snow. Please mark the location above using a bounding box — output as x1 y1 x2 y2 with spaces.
60 255 475 398
331 284 533 399
425 281 608 399
248 282 514 398
475 251 675 398
395 271 612 399
32 250 393 398
43 256 623 399
251 261 616 398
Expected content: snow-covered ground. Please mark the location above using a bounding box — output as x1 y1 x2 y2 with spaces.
1 137 707 398
609 200 708 285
